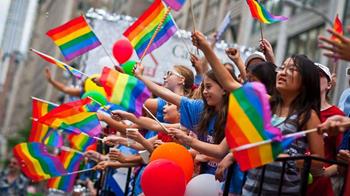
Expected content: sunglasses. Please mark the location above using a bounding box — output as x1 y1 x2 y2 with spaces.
165 70 184 78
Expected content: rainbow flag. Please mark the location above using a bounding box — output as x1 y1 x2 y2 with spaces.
225 82 293 171
123 0 177 58
100 67 151 116
68 132 96 151
163 0 186 11
30 98 63 148
47 150 83 192
13 142 67 181
331 14 343 42
38 98 102 136
46 16 101 61
31 48 84 79
246 0 288 24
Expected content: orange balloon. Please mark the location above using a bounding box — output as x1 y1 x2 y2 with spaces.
150 142 194 182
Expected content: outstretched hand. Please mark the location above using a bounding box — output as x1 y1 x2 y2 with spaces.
318 27 350 61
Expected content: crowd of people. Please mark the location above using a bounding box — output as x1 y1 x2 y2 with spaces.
1 24 350 195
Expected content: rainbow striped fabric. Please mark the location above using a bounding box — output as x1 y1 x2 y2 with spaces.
13 142 66 181
47 150 83 192
100 67 151 117
163 0 186 11
31 49 83 79
30 98 63 148
246 0 288 24
68 132 96 151
331 14 343 42
225 82 292 171
46 16 101 61
123 0 177 58
38 98 101 136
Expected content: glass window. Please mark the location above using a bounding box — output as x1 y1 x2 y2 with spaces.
286 25 324 61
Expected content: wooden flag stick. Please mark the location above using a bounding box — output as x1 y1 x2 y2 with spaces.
31 97 59 107
259 23 264 42
142 104 169 134
140 7 172 62
188 0 199 55
29 48 89 78
87 96 112 113
189 0 197 32
60 146 84 155
65 168 95 176
232 121 350 152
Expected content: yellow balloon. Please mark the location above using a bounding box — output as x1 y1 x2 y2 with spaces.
84 74 107 97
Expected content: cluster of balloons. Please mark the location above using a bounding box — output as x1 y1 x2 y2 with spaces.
112 39 136 76
140 142 221 196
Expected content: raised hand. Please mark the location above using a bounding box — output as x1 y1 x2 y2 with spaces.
318 28 350 61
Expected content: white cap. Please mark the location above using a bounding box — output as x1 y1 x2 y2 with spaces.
315 63 332 81
245 51 266 66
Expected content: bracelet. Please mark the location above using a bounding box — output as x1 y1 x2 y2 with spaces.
186 136 194 147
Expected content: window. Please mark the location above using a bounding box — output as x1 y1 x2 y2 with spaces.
286 25 324 61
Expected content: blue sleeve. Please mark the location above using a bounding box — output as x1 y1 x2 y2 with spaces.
180 96 204 131
339 130 350 150
156 98 166 122
194 74 203 86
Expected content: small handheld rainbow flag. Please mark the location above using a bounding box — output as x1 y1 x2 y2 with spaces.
225 82 294 171
30 48 85 79
246 0 288 24
30 97 63 148
47 150 84 192
38 98 102 136
100 67 151 117
123 0 177 58
68 132 96 151
46 16 101 61
331 14 343 42
162 0 186 11
13 142 67 181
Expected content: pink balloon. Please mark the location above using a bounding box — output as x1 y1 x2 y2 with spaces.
112 39 133 64
141 159 186 196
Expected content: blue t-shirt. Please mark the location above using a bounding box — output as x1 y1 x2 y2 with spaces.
338 88 350 116
180 97 217 174
156 97 166 122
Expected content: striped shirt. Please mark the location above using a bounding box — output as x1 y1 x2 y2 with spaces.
242 114 308 195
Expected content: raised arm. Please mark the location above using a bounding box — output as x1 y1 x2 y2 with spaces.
133 63 182 106
45 67 81 97
192 31 241 91
225 48 247 81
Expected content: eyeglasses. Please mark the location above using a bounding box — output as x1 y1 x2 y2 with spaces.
275 65 299 75
165 70 184 78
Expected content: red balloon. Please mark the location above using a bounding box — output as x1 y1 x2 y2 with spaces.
141 159 186 196
112 39 133 64
150 142 194 183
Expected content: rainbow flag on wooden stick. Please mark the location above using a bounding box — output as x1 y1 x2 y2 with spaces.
100 67 151 117
38 98 102 136
47 150 84 192
30 97 63 148
123 0 177 58
46 16 101 61
30 48 85 79
225 82 294 171
13 142 67 181
246 0 288 24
